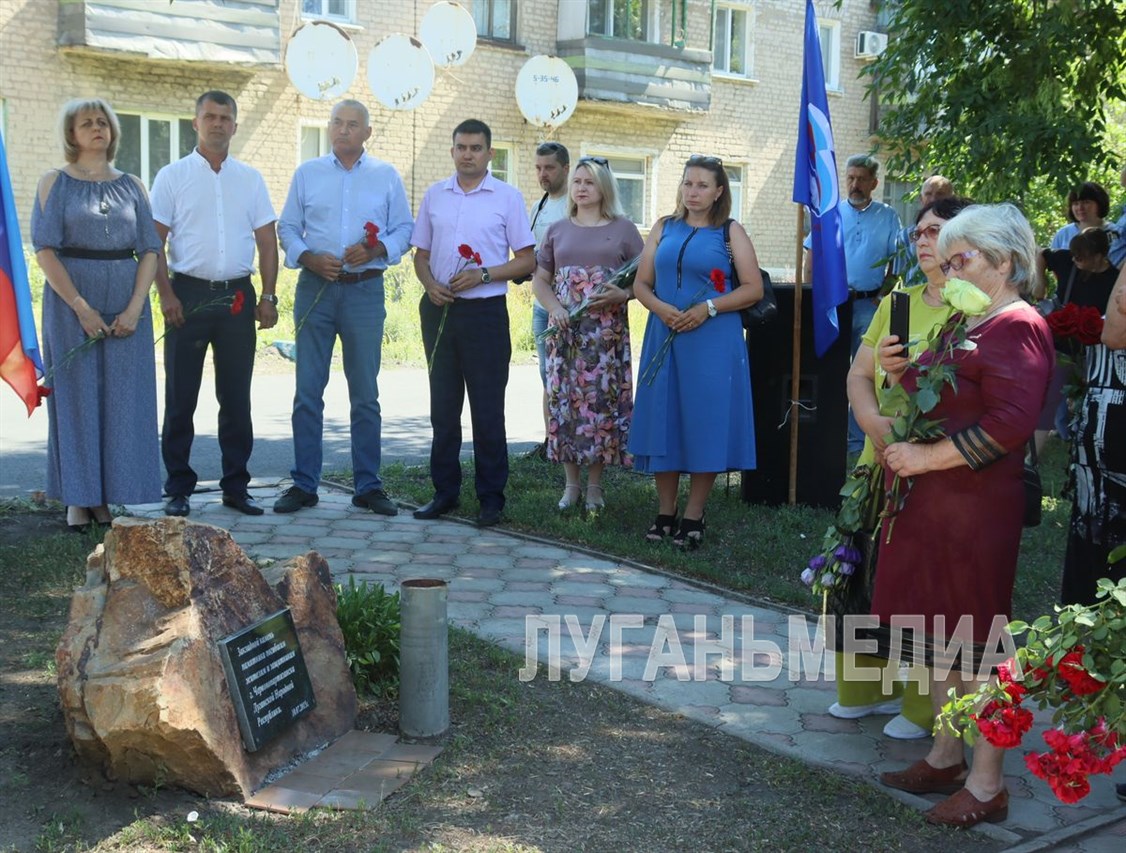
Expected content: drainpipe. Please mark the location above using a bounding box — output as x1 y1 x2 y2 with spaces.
398 579 449 739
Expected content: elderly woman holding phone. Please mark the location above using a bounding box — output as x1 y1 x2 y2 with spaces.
870 203 1054 828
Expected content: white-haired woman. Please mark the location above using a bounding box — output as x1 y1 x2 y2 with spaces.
873 203 1054 827
32 98 161 531
532 156 644 511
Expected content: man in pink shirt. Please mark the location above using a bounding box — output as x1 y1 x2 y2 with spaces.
411 119 536 527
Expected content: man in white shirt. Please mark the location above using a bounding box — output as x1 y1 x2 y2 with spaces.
151 90 278 517
524 141 570 459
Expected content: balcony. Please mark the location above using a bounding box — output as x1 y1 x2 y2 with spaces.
557 37 712 115
57 0 280 65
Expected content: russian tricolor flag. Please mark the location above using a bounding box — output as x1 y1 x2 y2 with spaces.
0 132 43 415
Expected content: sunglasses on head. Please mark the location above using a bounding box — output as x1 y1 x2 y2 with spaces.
577 156 609 168
687 154 723 167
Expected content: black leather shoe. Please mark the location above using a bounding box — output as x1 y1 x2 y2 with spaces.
413 497 459 520
476 506 503 528
222 494 265 516
164 495 190 517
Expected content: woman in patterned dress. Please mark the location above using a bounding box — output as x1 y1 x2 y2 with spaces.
532 157 643 512
32 98 161 530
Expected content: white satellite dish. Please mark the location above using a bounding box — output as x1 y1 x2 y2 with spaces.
285 21 357 101
368 34 435 111
419 1 477 68
515 56 579 129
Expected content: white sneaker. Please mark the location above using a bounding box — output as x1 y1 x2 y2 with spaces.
828 699 903 719
882 713 932 740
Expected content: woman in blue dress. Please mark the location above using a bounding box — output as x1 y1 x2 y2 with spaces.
32 98 161 530
629 155 762 547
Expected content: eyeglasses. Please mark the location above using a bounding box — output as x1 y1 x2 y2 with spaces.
577 156 609 167
687 154 723 167
940 249 981 276
909 224 942 243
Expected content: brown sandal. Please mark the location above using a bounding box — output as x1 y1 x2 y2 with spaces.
924 787 1009 828
879 758 968 795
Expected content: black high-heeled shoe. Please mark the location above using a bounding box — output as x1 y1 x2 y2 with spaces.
645 511 678 542
672 515 706 549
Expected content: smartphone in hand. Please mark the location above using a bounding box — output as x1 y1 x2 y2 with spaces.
890 290 910 355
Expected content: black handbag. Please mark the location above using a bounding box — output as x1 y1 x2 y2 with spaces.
722 219 777 328
1024 440 1043 528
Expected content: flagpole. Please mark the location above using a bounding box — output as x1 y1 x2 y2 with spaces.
789 205 805 505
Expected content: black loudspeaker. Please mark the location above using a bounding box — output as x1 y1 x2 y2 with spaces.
742 284 851 508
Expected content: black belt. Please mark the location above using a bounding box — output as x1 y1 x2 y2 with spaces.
57 247 135 260
173 273 251 290
850 288 881 299
335 269 383 284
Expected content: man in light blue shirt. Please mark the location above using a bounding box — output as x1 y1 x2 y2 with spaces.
804 154 901 454
275 99 413 515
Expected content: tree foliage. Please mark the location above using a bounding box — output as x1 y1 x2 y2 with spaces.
866 0 1126 212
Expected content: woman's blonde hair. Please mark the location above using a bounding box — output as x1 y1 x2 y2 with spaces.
59 98 121 163
568 157 625 220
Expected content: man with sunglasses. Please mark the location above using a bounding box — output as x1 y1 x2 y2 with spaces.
411 119 536 527
523 141 571 461
895 175 954 286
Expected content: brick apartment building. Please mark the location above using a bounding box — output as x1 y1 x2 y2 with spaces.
0 0 898 274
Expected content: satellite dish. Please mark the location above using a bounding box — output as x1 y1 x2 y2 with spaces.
368 34 435 111
419 1 477 68
515 56 579 129
285 21 357 101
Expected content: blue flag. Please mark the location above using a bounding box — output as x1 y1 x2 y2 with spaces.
792 0 848 357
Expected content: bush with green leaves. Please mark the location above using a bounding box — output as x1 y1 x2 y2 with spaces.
335 577 400 696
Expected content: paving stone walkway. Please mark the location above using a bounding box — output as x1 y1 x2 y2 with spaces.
131 486 1125 851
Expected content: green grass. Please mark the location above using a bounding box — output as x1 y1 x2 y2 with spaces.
376 435 1074 624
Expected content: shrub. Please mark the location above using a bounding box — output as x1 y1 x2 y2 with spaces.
335 577 400 696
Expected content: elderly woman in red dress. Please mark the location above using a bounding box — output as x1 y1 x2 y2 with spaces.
872 203 1054 828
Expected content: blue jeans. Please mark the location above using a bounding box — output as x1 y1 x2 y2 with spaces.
291 270 386 494
532 301 548 388
848 294 880 455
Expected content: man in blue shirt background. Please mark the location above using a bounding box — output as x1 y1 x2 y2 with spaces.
275 99 413 515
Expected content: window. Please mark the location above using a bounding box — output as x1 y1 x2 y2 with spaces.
300 124 329 162
115 114 197 187
818 19 841 91
490 145 512 184
473 0 515 40
713 4 753 78
882 178 914 228
594 154 648 226
301 0 356 24
588 0 649 41
726 164 744 225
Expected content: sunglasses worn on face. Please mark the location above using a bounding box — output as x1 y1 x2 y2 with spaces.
940 249 981 276
909 224 942 243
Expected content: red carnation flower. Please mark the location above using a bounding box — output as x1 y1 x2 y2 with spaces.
710 268 726 293
473 252 482 266
35 385 53 408
363 221 380 249
231 290 246 316
458 243 474 259
1057 648 1106 696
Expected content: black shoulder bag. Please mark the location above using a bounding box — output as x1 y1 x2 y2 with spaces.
722 218 777 329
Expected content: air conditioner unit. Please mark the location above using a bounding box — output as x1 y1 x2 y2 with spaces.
855 31 888 60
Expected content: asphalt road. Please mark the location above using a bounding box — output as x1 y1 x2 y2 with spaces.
0 363 546 499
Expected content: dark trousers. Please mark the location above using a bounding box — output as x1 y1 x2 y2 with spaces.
420 295 510 510
162 275 256 498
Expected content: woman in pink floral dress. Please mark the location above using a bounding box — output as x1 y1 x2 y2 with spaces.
532 157 644 511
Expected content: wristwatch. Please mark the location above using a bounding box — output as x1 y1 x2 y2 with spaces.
259 293 278 305
706 299 717 318
480 267 491 284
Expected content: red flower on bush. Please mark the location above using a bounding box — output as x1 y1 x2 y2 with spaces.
709 268 726 293
973 701 1033 748
1057 648 1106 696
230 290 246 316
363 221 380 249
458 243 474 260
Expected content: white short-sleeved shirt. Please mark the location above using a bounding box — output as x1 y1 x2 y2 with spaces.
150 149 276 280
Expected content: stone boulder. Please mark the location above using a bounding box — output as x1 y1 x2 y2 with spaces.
56 517 357 798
